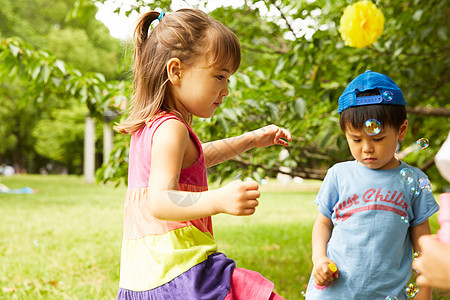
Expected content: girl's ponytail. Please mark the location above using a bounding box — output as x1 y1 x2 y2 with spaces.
133 12 159 60
115 11 163 135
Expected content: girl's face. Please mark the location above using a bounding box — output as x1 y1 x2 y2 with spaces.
344 120 408 170
170 56 234 119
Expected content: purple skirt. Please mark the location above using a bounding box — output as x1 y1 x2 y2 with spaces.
117 252 235 300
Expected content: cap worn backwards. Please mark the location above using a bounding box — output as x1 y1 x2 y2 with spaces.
338 70 406 114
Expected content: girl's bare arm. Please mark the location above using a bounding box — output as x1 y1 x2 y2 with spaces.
202 124 292 168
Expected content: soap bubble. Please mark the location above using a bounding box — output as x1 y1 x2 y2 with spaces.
415 138 429 150
385 296 398 300
418 178 432 193
405 282 419 297
300 290 306 297
382 91 394 101
364 119 381 136
410 186 420 196
400 216 409 224
413 252 422 260
412 252 421 274
399 168 415 185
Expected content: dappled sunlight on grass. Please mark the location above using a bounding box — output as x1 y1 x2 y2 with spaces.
0 175 124 299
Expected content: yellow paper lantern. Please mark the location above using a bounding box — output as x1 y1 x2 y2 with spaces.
339 1 385 48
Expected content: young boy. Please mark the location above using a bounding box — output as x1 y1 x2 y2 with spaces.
305 71 438 299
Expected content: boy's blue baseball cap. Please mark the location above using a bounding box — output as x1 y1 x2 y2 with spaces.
338 70 406 114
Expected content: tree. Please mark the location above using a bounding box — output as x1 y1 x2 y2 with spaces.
1 0 448 190
0 0 126 173
32 104 87 174
96 0 449 190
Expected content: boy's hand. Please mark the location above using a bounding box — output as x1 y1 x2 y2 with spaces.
213 180 260 216
250 125 292 147
312 259 339 287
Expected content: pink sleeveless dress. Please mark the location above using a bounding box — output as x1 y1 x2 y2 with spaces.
117 112 283 300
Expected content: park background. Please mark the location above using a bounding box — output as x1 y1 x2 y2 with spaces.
0 0 449 299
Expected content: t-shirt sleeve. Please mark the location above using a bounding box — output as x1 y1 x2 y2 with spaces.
314 166 339 219
409 171 439 226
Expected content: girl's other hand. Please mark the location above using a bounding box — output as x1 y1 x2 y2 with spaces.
213 180 260 216
413 234 450 290
251 125 292 148
312 259 339 287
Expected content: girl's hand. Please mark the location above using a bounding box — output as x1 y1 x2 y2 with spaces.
250 125 292 148
312 258 339 287
213 180 260 216
413 234 450 289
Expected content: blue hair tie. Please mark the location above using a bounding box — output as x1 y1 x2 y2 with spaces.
158 12 165 21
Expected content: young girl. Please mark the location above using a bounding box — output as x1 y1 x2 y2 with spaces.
114 9 291 300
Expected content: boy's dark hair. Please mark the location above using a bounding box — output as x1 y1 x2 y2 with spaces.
339 89 407 132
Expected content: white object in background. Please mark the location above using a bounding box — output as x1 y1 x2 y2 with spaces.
435 132 450 183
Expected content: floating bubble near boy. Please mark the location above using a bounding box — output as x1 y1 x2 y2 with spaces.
418 178 432 193
404 282 419 298
412 251 421 274
399 168 415 184
410 186 420 197
382 90 394 101
385 296 398 300
404 252 420 298
400 216 409 224
364 119 382 135
416 138 429 150
399 168 434 196
397 137 430 160
409 137 430 152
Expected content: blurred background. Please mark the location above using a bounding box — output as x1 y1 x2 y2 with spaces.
0 0 448 188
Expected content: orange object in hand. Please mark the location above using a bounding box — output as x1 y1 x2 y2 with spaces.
314 263 338 290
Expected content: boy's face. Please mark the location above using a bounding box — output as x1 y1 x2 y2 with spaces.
344 120 408 170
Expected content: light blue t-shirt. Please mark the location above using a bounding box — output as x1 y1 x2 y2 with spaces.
305 160 438 300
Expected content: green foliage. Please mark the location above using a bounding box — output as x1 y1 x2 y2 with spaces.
0 36 124 116
94 0 173 16
197 0 449 189
96 133 130 186
0 0 127 173
32 104 87 174
0 83 19 153
0 36 130 171
0 0 71 42
0 80 48 170
46 28 119 77
0 0 448 190
93 0 449 189
1 0 122 78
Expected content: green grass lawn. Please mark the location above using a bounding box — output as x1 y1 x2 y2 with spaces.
0 175 447 299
